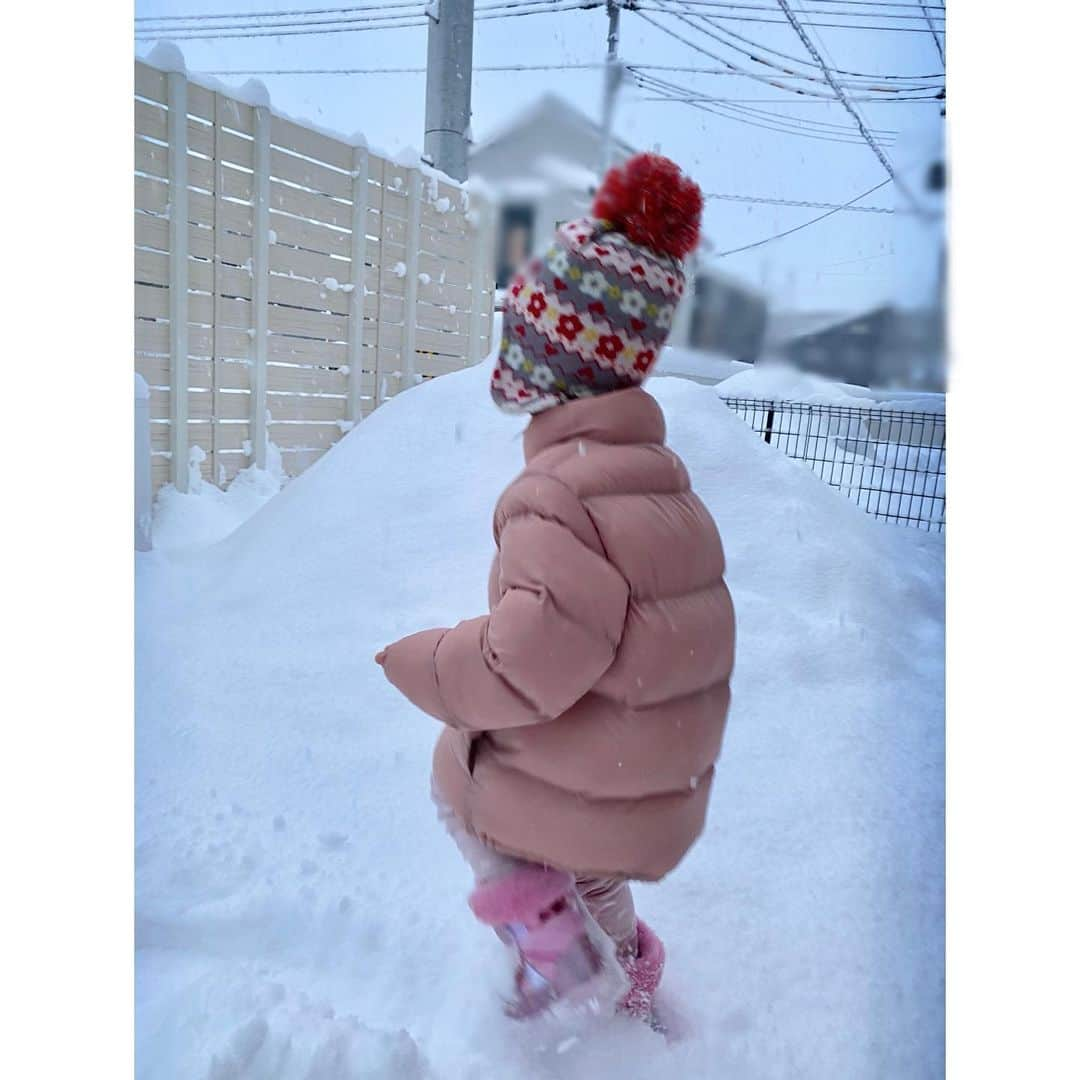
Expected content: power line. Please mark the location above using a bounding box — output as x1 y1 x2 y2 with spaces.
715 177 893 256
135 11 427 39
135 1 421 22
634 68 898 137
135 2 567 37
920 0 946 63
654 2 943 86
632 5 946 32
774 0 928 218
134 0 590 23
706 191 894 213
134 1 596 41
635 10 846 100
199 63 944 98
136 5 428 36
636 91 941 102
635 0 944 21
202 62 608 75
653 3 942 98
134 0 944 21
649 0 944 8
134 0 948 38
631 72 890 146
636 7 941 107
627 62 941 86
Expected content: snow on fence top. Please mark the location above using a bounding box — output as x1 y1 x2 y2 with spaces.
135 55 496 494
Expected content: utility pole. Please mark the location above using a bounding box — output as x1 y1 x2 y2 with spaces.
424 0 474 182
600 1 623 174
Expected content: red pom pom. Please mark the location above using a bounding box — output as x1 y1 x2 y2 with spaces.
592 153 703 261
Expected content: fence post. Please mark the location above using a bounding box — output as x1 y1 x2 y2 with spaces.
401 168 423 386
347 146 370 423
167 70 190 492
211 92 225 488
251 104 271 469
468 197 491 363
135 374 153 551
763 404 775 445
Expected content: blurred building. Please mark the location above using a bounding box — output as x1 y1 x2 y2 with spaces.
470 93 766 365
764 129 947 392
768 304 944 391
469 94 633 288
690 267 768 363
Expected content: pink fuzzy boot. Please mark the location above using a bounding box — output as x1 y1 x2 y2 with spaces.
469 865 628 1019
618 919 666 1022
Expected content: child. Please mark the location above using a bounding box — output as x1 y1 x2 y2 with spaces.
377 153 735 1024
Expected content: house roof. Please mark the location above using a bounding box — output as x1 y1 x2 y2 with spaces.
471 92 636 163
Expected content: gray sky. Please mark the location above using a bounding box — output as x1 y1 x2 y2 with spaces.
135 1 945 313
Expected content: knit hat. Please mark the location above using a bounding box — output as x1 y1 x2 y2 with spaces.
491 153 704 414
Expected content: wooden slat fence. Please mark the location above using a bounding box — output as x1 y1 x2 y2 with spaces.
135 59 496 493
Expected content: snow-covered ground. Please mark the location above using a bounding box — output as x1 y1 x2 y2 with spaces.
658 347 946 414
655 344 753 386
136 365 944 1079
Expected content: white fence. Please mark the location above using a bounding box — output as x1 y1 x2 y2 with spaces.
135 59 495 493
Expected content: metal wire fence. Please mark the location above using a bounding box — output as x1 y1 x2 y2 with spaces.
719 397 946 532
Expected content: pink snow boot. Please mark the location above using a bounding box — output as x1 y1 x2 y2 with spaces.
618 919 666 1022
469 865 628 1019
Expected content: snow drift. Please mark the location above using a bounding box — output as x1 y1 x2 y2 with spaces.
136 365 944 1078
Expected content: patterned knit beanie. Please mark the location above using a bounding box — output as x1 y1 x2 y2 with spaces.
491 152 704 414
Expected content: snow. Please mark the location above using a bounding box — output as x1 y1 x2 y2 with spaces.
716 359 948 411
719 361 878 407
136 364 943 1077
150 445 287 553
143 41 186 76
656 345 753 385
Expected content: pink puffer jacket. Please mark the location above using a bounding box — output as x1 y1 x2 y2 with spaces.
378 387 735 880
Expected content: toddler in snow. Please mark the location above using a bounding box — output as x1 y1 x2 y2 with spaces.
377 153 735 1024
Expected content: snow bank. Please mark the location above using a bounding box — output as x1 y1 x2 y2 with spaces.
717 359 947 411
151 447 287 552
655 344 753 385
136 366 943 1078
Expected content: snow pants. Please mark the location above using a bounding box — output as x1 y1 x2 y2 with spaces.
433 781 639 960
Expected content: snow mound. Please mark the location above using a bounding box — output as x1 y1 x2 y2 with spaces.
655 344 752 384
137 365 943 1078
151 446 287 553
717 359 947 411
718 360 877 406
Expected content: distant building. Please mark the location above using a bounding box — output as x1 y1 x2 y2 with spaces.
469 94 634 290
469 93 766 364
691 269 768 364
775 305 945 391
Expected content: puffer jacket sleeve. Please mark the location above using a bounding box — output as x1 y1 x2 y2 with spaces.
380 494 630 732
